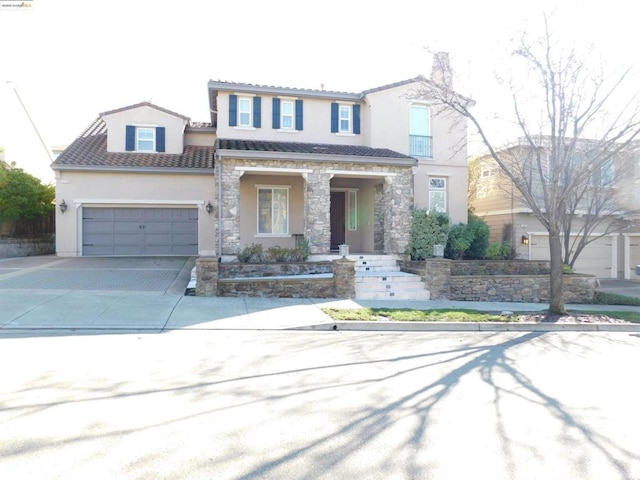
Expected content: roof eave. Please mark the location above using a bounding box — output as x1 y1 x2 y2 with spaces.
51 165 214 175
216 149 416 166
207 81 362 101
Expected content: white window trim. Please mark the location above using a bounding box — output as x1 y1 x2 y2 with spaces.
338 104 351 133
237 96 253 128
256 185 290 236
136 126 156 152
279 99 295 130
429 177 447 212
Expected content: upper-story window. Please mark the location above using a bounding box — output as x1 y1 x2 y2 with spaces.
238 97 252 127
281 101 294 129
331 103 361 135
339 105 351 133
136 127 155 152
229 94 261 128
125 125 165 153
272 98 303 131
410 105 432 158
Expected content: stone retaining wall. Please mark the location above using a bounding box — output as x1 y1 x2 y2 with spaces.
399 259 596 303
196 258 355 298
0 237 54 258
218 261 332 279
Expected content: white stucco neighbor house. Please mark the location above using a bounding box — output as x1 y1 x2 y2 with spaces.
52 53 469 259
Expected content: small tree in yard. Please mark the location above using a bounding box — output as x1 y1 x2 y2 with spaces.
0 161 55 224
413 17 640 314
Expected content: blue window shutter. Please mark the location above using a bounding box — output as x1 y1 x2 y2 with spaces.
330 103 339 133
156 127 165 152
353 104 361 134
295 99 303 131
229 94 237 126
272 98 281 129
253 96 261 128
125 125 135 151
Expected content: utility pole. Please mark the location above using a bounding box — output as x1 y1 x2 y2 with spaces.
6 81 54 163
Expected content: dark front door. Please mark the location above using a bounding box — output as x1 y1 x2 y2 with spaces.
330 191 346 250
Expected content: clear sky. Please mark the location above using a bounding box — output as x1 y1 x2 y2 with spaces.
1 0 637 183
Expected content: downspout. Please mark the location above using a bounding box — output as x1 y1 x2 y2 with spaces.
215 140 222 262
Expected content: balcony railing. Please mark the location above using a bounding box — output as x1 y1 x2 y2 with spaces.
410 135 433 158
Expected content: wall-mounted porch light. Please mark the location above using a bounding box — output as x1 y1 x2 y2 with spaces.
521 235 529 245
205 201 213 214
59 199 67 213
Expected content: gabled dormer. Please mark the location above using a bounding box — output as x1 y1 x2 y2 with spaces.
100 102 190 154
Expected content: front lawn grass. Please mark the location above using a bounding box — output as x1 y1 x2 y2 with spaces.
322 307 640 323
322 308 517 323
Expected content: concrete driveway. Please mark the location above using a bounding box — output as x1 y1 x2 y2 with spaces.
597 279 640 299
0 255 194 295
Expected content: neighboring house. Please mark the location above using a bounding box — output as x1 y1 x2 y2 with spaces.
52 53 468 259
470 138 640 279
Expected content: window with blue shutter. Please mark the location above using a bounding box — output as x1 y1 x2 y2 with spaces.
295 99 303 131
125 125 135 151
156 127 165 152
272 98 281 129
330 103 339 133
229 94 238 126
353 104 361 135
253 96 261 128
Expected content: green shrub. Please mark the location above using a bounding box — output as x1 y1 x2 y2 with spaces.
443 214 490 260
465 214 490 259
445 223 472 259
238 241 310 263
562 264 574 274
237 243 264 263
485 242 514 260
406 209 450 260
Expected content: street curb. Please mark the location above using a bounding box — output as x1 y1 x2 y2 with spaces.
294 321 640 332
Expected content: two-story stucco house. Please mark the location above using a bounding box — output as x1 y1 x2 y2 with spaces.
470 138 640 279
52 53 469 261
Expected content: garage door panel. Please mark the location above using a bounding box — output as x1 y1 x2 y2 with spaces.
83 207 198 256
530 234 612 277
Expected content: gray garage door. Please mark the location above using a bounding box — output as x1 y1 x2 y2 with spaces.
83 207 198 256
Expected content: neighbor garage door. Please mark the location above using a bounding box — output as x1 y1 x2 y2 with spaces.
82 207 198 256
530 234 613 278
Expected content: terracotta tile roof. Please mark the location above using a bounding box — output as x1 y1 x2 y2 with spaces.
52 118 214 171
217 139 414 159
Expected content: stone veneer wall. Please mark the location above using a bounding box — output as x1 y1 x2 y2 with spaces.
399 259 596 303
218 262 332 279
218 158 413 255
196 258 355 298
0 237 54 258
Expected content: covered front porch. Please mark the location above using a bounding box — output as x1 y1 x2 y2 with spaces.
218 161 413 257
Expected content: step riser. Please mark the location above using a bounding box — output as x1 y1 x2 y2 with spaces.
356 291 432 300
356 277 424 285
355 267 401 273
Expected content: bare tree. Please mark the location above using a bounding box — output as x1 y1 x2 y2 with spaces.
414 18 640 314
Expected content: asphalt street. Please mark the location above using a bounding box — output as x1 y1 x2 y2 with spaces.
1 329 639 479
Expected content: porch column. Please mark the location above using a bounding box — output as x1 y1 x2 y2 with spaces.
303 170 331 254
383 171 413 254
218 161 242 255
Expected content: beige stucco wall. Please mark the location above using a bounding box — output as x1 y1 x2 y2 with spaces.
215 93 367 146
238 174 306 250
102 105 188 154
54 170 215 256
330 177 378 253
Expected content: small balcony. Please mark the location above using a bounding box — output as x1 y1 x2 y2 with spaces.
409 135 432 158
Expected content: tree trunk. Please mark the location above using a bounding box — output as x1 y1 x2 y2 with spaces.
548 229 567 314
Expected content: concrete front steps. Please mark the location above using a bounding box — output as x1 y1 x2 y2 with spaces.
352 254 431 301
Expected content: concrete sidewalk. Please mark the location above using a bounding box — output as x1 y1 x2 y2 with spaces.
1 289 639 333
